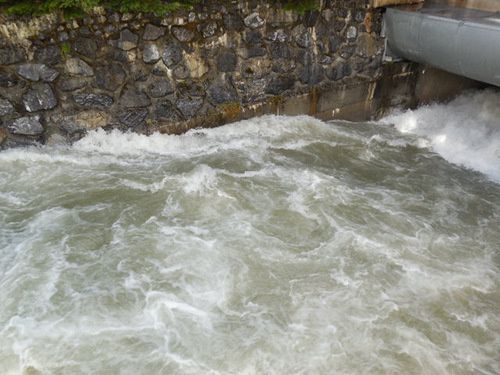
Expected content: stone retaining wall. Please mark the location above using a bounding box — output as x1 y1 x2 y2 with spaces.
0 0 385 147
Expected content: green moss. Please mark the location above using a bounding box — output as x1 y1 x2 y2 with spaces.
0 0 200 16
283 0 320 14
60 42 71 57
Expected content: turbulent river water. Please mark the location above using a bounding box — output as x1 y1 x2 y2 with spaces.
0 90 499 374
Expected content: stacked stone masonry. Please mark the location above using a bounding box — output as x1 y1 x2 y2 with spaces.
0 0 384 147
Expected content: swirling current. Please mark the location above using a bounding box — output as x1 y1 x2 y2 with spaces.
0 90 499 374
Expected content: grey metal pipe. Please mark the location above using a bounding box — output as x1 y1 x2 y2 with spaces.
384 6 500 87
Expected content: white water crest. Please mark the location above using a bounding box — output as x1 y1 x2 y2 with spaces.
381 89 500 182
0 96 499 374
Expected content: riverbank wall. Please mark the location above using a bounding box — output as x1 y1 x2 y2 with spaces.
0 1 484 148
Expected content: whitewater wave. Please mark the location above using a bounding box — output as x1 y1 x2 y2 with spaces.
380 89 500 183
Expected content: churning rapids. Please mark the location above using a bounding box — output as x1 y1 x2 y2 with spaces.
0 90 499 374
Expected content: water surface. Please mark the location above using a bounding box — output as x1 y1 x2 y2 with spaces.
0 90 499 374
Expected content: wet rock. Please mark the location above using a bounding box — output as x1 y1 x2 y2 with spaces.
143 24 166 41
148 77 174 98
265 75 295 95
119 108 148 128
176 97 203 118
200 22 217 38
34 45 62 65
73 93 113 107
9 116 43 135
340 45 355 59
299 64 324 85
120 87 151 108
0 98 15 116
118 29 138 51
329 35 340 54
208 79 238 105
154 100 180 121
0 46 26 65
0 70 18 87
326 62 351 81
346 26 358 41
223 13 243 31
270 43 290 59
295 30 312 48
74 37 98 58
244 13 265 29
303 10 320 27
217 50 237 72
59 76 88 91
244 30 262 45
66 58 94 76
267 29 287 42
95 63 126 91
162 45 183 67
143 43 160 63
172 26 195 42
17 64 59 82
23 83 58 112
173 65 190 80
58 110 111 133
241 46 267 59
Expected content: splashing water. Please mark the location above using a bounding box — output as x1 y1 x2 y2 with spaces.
0 90 499 374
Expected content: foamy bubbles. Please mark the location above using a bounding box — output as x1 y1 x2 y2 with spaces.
381 89 500 183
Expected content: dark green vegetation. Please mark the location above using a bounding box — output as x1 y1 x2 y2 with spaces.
0 0 320 17
0 0 201 16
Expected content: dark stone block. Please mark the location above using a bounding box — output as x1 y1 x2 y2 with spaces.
217 50 237 72
208 79 238 105
17 64 59 82
326 62 351 81
119 108 148 128
143 24 166 41
329 35 340 54
303 10 320 27
73 93 113 107
162 45 183 68
34 45 62 65
74 37 98 58
59 76 88 91
265 75 295 95
172 27 195 42
154 100 180 121
270 43 290 59
223 13 243 31
176 97 203 118
245 46 267 59
296 31 312 48
244 30 262 45
0 70 18 87
0 46 26 65
148 78 174 98
0 98 14 116
8 116 44 135
23 83 58 112
120 87 151 108
118 29 138 51
299 64 324 85
95 63 126 91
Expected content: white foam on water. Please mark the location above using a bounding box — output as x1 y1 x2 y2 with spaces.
381 89 500 182
0 100 499 374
